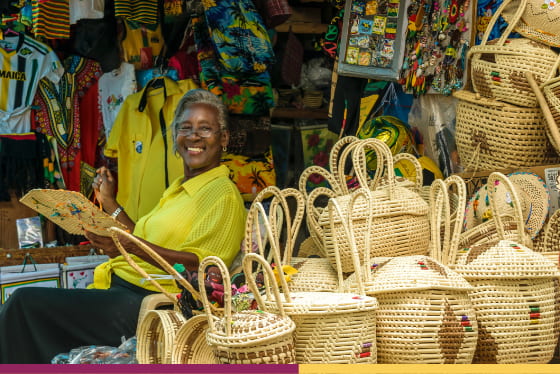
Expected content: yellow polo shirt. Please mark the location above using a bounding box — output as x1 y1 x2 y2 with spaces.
91 165 246 292
104 77 199 221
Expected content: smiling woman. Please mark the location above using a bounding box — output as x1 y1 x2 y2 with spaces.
0 89 247 364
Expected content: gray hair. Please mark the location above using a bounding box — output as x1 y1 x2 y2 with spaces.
171 89 228 153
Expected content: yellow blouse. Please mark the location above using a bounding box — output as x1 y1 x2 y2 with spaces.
91 165 246 292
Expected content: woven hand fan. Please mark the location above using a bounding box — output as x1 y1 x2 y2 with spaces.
20 189 126 236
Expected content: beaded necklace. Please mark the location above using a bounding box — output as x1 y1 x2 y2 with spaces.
399 0 471 96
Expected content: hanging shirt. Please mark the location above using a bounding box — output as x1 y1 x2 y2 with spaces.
104 77 198 221
69 0 104 24
0 33 63 134
114 0 158 25
31 0 71 39
121 20 165 70
33 56 102 191
98 62 137 139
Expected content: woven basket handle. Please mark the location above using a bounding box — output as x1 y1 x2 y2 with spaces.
329 188 371 295
428 176 467 266
298 165 344 200
393 152 423 193
243 185 287 256
542 209 560 250
197 256 232 336
109 227 179 305
486 172 527 244
329 136 360 191
305 186 337 256
278 188 306 264
444 175 467 266
242 252 289 317
526 72 560 154
429 179 451 264
479 0 527 46
352 139 396 199
108 226 207 307
248 202 293 302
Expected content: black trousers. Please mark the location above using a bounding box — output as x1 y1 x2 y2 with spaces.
0 275 155 364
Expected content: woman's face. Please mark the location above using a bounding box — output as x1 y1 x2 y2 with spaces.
175 103 228 179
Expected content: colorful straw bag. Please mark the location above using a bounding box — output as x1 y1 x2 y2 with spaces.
453 89 560 171
453 172 560 363
468 0 560 108
319 139 430 273
200 256 296 364
243 252 379 364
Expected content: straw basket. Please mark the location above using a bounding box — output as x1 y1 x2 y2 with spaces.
319 139 430 273
529 73 560 156
245 186 339 292
243 252 379 364
136 309 186 364
109 227 224 364
453 89 559 171
468 0 560 108
171 315 219 364
200 256 297 364
453 173 560 363
533 209 560 269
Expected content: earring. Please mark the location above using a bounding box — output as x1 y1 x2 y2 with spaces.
222 146 227 152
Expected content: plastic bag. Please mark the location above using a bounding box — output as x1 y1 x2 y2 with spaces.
16 216 43 249
51 336 137 364
407 94 460 177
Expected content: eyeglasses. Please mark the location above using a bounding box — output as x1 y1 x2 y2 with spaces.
176 127 220 138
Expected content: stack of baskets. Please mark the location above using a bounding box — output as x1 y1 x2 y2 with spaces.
452 173 560 363
319 138 430 273
243 193 379 364
455 0 560 171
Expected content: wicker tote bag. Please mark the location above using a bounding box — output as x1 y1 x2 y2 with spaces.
453 172 560 364
109 228 199 364
199 256 297 364
243 186 339 292
339 182 477 364
453 89 560 172
468 0 560 108
319 138 430 273
243 252 379 364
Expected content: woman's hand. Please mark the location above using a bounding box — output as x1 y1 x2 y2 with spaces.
93 167 119 214
84 230 122 258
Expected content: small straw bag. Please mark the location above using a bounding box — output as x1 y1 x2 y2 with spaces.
244 186 339 292
243 251 379 364
468 0 560 108
200 256 297 364
171 315 219 364
319 138 430 273
246 202 378 363
453 89 560 171
343 179 478 364
109 227 190 364
452 172 560 364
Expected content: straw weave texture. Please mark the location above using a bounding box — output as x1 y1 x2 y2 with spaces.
136 309 186 364
454 89 559 171
171 315 218 364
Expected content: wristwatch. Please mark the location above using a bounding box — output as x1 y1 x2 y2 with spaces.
111 206 124 218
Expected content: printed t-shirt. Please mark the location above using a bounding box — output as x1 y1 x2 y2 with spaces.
0 33 63 134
